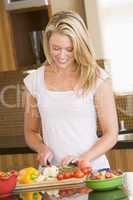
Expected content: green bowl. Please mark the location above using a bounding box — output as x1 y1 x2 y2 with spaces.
89 187 127 200
86 175 124 191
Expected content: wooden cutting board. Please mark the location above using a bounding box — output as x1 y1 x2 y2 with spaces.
14 177 86 193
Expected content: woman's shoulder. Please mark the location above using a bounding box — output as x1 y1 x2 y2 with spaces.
96 67 109 81
25 65 44 78
23 65 45 97
35 65 45 74
92 67 110 95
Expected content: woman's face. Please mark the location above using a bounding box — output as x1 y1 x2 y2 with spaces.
49 32 75 69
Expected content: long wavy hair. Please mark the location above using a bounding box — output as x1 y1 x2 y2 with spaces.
43 10 99 93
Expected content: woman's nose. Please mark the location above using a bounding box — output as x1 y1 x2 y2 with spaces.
58 49 67 57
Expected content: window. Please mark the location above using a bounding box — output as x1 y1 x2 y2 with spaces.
97 0 133 94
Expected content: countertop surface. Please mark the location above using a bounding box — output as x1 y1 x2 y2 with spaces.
1 172 133 200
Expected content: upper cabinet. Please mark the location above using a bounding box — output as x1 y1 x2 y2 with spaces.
0 0 52 71
0 0 16 71
9 8 50 69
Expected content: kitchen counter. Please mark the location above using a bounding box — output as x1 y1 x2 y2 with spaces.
0 135 35 154
114 131 133 149
1 172 133 200
114 141 133 149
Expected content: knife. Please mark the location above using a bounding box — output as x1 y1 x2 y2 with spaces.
38 160 52 173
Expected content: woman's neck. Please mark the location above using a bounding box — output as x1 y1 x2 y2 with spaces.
48 63 77 75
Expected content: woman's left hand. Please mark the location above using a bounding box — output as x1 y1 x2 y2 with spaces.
60 155 91 168
60 155 79 166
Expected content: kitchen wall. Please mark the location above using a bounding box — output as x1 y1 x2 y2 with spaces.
84 0 104 59
50 0 85 20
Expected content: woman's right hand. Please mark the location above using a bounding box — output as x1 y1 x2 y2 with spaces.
37 144 54 165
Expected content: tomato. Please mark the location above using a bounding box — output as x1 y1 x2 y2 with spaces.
105 172 113 178
0 171 5 177
79 187 92 194
81 167 92 176
57 173 64 180
112 170 121 176
78 160 90 170
73 169 84 178
95 173 103 179
65 189 76 196
69 170 74 177
59 190 68 197
63 171 73 179
0 170 18 180
59 188 77 197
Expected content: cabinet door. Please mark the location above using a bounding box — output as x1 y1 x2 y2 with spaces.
0 0 16 71
106 149 133 171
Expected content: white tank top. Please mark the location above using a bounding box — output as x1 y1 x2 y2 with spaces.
24 66 110 170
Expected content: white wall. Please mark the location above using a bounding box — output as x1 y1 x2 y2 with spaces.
84 0 104 59
50 0 85 20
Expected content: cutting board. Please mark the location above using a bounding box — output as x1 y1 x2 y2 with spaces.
14 177 86 193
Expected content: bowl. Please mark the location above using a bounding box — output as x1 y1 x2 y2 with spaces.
0 170 18 197
86 175 124 191
89 187 127 200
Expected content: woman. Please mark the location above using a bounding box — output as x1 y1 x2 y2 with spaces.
24 10 118 170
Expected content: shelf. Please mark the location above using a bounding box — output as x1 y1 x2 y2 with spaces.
9 9 49 69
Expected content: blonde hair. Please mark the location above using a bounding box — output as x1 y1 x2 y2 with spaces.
43 10 99 93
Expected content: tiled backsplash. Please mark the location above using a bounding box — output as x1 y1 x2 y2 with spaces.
115 95 133 130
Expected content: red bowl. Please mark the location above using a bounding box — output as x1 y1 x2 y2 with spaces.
0 171 18 196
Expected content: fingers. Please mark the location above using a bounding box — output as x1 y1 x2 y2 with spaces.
37 153 45 165
60 155 91 169
37 148 54 165
61 156 79 166
43 151 53 165
48 153 54 164
77 160 91 169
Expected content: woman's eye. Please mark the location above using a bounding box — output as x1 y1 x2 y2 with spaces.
53 47 60 51
52 47 73 52
67 48 73 52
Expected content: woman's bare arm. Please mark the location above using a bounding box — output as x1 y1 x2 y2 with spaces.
80 79 118 162
24 88 53 164
60 79 118 166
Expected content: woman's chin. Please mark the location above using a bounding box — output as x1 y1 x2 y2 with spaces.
55 63 69 69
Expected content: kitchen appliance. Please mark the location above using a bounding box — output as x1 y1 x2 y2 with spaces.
4 0 48 11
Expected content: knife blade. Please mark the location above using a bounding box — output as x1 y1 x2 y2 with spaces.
38 160 52 173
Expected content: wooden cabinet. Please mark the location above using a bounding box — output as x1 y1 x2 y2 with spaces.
0 0 52 71
0 0 16 71
9 9 49 69
106 149 133 171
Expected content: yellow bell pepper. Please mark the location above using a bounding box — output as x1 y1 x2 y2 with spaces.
18 167 39 184
20 192 42 200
